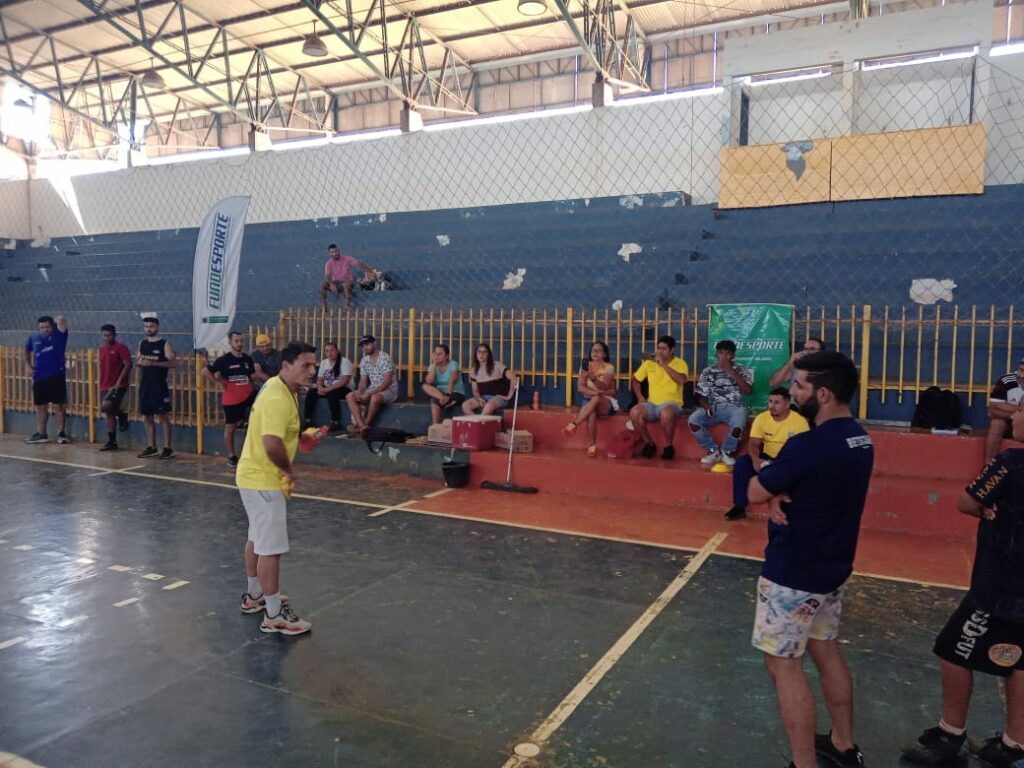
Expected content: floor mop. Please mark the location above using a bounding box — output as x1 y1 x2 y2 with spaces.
481 383 538 494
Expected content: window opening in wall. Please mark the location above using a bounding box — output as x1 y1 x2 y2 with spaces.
860 45 977 70
1 80 52 148
746 65 833 86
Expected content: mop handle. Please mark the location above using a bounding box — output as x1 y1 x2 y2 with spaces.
505 381 520 485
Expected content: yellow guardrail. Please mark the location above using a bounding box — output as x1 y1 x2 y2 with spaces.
2 304 1020 452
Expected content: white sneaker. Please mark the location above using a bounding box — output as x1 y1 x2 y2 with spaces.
720 452 737 466
700 449 720 465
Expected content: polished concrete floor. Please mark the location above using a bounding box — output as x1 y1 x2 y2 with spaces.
0 436 1011 767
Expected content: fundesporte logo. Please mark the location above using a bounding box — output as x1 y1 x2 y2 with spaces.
207 212 231 311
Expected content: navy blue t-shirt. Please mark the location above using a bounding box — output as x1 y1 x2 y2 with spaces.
963 449 1024 619
758 417 874 593
25 328 68 381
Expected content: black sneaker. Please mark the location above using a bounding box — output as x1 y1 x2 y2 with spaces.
661 445 675 461
159 447 175 459
725 505 747 521
117 411 129 432
901 726 966 764
969 734 1024 765
99 441 118 452
137 446 158 458
815 732 864 766
641 442 657 459
24 432 48 444
226 455 238 468
56 431 72 444
329 421 343 434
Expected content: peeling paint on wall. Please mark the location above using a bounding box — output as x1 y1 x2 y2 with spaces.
619 195 644 210
3 239 15 249
618 243 642 262
503 268 526 290
910 278 957 305
436 234 450 246
612 300 623 311
378 213 387 223
30 237 51 248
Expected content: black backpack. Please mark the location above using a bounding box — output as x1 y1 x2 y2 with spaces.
911 387 961 430
363 427 413 454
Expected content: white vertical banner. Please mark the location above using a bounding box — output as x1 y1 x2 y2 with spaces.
192 196 250 351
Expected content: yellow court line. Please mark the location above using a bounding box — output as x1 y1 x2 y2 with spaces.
500 532 729 768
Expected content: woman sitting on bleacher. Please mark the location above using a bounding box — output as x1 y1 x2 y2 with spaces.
463 343 517 416
563 341 618 458
422 344 466 424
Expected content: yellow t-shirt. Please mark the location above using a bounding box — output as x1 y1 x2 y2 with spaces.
236 376 300 490
750 409 810 459
633 357 689 405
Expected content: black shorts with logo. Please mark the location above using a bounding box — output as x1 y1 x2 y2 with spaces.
101 387 128 410
223 394 255 425
934 595 1024 677
33 374 67 406
140 384 172 416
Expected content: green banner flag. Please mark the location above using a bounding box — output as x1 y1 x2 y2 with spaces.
707 304 793 411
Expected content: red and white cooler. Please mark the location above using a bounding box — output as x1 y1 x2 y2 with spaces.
451 415 502 451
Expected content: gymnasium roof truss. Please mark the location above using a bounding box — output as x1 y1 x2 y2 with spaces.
298 0 477 115
552 0 650 93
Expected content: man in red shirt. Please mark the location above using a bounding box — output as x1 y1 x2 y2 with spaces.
202 331 256 468
319 243 375 311
98 323 132 451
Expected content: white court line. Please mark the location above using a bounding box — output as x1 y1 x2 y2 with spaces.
113 597 140 608
76 557 95 565
107 565 132 572
12 545 33 551
56 615 88 629
162 580 189 590
423 487 455 499
87 463 145 477
499 531 728 768
0 636 27 651
143 573 165 581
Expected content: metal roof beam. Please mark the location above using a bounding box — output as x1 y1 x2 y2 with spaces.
551 0 649 92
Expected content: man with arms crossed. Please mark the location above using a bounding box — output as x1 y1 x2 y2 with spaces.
237 341 318 636
98 324 132 451
748 352 874 768
136 316 175 459
24 314 71 445
901 404 1024 765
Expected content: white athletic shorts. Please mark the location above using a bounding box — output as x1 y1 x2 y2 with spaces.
239 489 289 556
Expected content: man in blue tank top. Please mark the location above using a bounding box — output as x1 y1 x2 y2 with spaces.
136 316 176 459
748 352 874 768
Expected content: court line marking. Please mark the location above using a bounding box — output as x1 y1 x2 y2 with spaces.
367 499 420 518
143 573 165 581
0 453 390 511
0 452 972 591
500 531 728 768
113 597 140 607
12 545 33 551
87 464 145 477
56 615 89 629
422 487 454 499
0 636 27 651
107 565 132 572
162 580 189 590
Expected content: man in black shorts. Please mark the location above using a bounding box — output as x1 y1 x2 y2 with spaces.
24 314 71 444
98 324 132 451
902 405 1024 765
136 316 176 459
202 331 256 468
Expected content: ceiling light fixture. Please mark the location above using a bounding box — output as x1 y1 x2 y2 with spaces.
139 57 166 89
302 22 328 57
517 0 547 16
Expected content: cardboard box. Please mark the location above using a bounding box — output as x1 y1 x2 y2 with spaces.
428 419 453 447
452 415 502 451
494 429 533 453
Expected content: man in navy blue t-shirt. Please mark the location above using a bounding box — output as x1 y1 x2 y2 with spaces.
748 352 874 768
901 407 1024 765
24 314 71 445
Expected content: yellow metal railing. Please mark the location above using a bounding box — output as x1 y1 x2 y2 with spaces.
3 304 1022 452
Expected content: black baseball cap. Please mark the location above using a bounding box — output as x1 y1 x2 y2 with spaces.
358 334 376 346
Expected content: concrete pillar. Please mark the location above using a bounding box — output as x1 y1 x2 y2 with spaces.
592 78 614 108
248 125 272 152
723 75 750 147
400 106 423 133
840 61 858 135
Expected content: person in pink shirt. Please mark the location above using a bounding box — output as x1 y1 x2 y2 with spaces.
319 243 376 311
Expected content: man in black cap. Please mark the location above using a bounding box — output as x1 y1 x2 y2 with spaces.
345 335 398 434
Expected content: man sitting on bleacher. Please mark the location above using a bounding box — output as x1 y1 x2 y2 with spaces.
689 339 753 466
724 387 809 521
984 357 1024 463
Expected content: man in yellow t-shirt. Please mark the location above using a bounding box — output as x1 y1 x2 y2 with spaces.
237 341 318 636
725 386 809 521
629 335 690 461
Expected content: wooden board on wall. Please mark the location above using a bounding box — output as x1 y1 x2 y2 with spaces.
831 124 986 201
719 139 832 209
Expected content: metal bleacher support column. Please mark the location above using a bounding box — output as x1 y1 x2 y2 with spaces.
87 349 96 444
0 347 5 434
859 305 872 418
195 354 205 455
723 75 750 147
564 307 574 407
